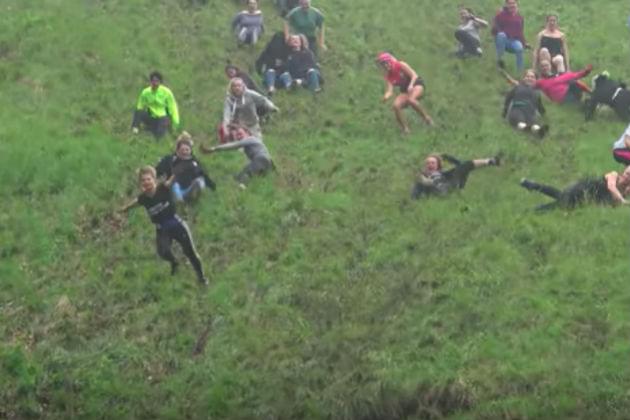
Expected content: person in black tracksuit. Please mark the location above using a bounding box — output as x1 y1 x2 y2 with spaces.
503 69 547 138
121 166 208 286
256 31 292 94
519 166 630 211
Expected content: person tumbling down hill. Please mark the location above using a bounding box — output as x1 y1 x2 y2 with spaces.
131 71 180 139
503 69 548 138
223 78 279 139
201 124 273 188
411 153 500 200
155 132 216 203
120 166 209 286
376 52 433 135
520 166 630 211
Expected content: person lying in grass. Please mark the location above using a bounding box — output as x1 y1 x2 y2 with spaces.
201 124 273 189
155 132 216 203
376 52 433 135
411 153 500 199
502 69 548 138
120 166 209 286
520 166 630 211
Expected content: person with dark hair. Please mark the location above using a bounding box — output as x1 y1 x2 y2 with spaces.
232 0 264 45
520 166 630 211
256 32 293 95
267 35 322 93
454 6 488 58
492 0 527 72
376 52 433 134
276 0 299 17
585 71 630 121
284 0 325 55
132 71 180 139
503 69 547 138
225 64 261 93
120 166 209 286
223 78 279 138
533 14 570 74
201 125 273 188
411 153 501 199
612 122 630 166
155 132 216 202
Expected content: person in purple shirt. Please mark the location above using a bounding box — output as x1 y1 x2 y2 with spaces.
491 0 528 72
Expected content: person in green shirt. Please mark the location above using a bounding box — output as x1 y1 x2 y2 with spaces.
283 0 326 55
132 71 180 139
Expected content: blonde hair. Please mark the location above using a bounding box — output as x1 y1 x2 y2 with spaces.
138 166 156 182
176 131 194 149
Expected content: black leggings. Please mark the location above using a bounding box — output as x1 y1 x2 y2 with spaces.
508 105 536 127
523 179 612 211
156 220 205 279
411 159 476 199
454 29 481 54
132 110 171 139
236 156 273 184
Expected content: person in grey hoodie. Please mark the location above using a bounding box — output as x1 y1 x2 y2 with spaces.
202 124 273 186
223 77 279 139
232 0 264 45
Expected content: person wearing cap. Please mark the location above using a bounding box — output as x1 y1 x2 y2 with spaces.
283 0 325 55
155 132 216 203
132 71 180 139
376 52 433 135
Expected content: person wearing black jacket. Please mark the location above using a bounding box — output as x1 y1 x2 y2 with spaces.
503 69 548 138
256 32 292 95
156 132 216 202
276 35 322 92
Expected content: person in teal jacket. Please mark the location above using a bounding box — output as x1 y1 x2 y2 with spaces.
132 71 180 139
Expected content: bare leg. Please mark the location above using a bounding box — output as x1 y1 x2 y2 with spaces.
392 94 410 134
407 85 433 125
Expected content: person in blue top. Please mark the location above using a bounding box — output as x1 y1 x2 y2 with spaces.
132 71 180 139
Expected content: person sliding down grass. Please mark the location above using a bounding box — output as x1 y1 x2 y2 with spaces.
411 153 501 199
376 52 433 135
201 124 273 188
520 166 630 211
223 78 279 139
132 71 180 139
503 69 548 138
155 132 216 203
120 166 209 286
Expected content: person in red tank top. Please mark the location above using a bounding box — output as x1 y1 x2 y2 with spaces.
376 52 434 135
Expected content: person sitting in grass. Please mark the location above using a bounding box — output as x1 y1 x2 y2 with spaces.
376 52 434 135
454 6 488 58
256 32 293 95
492 0 527 72
201 124 273 188
411 153 501 199
131 71 179 139
532 14 570 74
266 35 322 93
120 166 209 286
223 77 279 139
520 166 630 211
225 63 262 94
283 0 325 55
503 69 548 138
156 132 216 203
232 0 264 46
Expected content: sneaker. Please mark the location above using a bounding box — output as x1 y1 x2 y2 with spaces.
490 155 501 166
537 124 549 139
197 276 209 287
520 178 536 190
238 183 247 190
475 47 483 56
170 261 179 276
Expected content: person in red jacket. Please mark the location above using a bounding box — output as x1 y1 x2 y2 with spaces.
492 0 527 72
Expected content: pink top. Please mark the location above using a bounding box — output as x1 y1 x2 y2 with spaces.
535 69 589 103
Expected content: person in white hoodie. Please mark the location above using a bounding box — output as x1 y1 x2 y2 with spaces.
222 78 278 139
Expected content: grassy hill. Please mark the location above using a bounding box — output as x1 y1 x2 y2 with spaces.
3 0 630 418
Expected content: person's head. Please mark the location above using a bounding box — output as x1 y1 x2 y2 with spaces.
424 154 443 173
149 71 163 90
225 64 239 79
230 124 251 141
522 69 537 86
175 131 193 159
376 52 396 72
505 0 518 14
247 0 258 12
539 59 552 76
138 166 157 193
299 0 310 9
288 34 302 50
229 77 246 96
459 7 473 21
545 14 558 30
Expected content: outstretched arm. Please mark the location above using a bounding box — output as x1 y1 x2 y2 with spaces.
605 172 627 204
120 198 139 213
500 68 519 86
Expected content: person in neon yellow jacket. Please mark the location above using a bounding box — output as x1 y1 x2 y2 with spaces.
132 71 180 139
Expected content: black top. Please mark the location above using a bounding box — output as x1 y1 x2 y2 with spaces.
540 36 563 56
255 32 292 75
138 184 177 226
286 49 318 79
503 84 546 117
156 154 216 190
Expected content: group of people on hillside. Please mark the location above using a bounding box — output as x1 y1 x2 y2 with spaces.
123 0 328 285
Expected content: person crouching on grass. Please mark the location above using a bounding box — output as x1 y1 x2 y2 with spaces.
120 166 209 286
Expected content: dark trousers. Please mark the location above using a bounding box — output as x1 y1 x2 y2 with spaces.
523 179 611 211
411 160 475 199
236 156 273 184
455 30 481 55
508 105 536 127
132 110 171 139
156 219 205 280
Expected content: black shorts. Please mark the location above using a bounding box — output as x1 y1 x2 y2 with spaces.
399 78 425 93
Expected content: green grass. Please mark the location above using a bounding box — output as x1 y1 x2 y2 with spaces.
3 0 630 418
